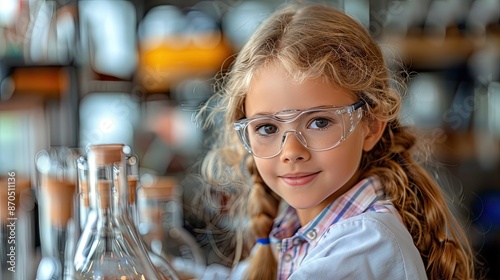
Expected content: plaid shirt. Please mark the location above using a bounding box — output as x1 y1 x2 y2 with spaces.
269 176 427 280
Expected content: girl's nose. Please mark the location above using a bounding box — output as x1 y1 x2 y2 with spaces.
279 131 311 163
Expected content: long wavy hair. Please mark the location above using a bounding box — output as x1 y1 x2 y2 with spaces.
198 3 476 279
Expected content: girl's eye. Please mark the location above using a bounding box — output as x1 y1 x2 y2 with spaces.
256 124 278 136
308 118 332 129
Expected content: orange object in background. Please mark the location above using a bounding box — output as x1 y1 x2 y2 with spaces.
9 66 69 98
137 32 233 92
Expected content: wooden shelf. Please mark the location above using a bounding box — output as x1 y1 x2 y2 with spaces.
381 31 500 69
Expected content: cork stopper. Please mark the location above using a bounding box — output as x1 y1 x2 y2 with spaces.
140 209 165 246
0 177 31 222
96 180 112 209
128 176 138 204
141 176 177 200
79 180 89 206
114 175 138 204
87 144 124 165
42 177 76 227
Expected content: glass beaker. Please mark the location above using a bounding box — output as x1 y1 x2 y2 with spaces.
73 144 179 280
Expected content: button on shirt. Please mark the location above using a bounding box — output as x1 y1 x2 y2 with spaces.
269 176 427 280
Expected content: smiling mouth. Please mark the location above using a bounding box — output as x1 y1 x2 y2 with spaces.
280 172 320 186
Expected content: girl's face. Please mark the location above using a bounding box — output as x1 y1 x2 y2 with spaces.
244 65 374 225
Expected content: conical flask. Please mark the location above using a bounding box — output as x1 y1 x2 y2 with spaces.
35 146 79 280
116 150 181 279
137 176 205 279
73 144 178 279
0 176 34 280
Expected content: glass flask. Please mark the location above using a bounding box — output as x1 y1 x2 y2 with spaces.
0 176 35 280
138 175 205 279
35 146 79 280
73 144 179 279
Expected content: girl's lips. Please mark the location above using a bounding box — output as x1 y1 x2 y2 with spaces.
280 172 320 186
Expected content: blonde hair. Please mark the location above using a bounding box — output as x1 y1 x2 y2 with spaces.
198 3 476 279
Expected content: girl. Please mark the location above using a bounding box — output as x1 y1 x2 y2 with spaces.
198 2 476 279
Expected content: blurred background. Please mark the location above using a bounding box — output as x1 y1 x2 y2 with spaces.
0 0 499 279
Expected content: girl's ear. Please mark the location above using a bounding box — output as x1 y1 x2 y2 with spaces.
362 119 386 152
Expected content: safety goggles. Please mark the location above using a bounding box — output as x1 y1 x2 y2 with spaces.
234 100 365 158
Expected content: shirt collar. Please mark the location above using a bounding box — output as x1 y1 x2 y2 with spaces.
270 176 385 246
